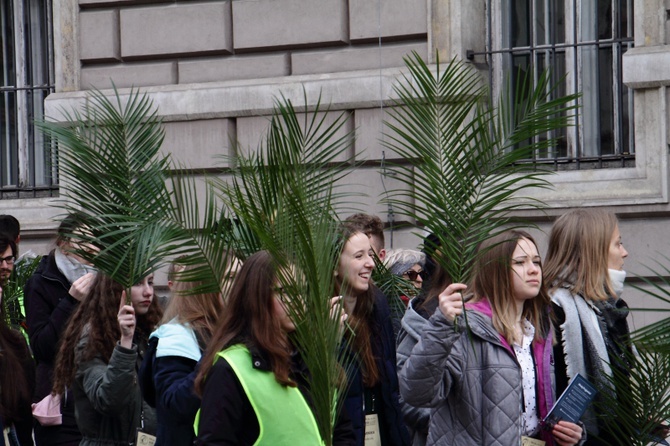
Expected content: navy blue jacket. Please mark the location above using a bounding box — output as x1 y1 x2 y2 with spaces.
140 322 202 446
342 289 410 446
152 355 201 445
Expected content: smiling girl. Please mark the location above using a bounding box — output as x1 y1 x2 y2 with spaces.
399 230 583 446
335 225 409 446
52 274 162 446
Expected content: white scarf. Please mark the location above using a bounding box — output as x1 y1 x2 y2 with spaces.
55 248 96 285
608 268 626 298
552 287 612 384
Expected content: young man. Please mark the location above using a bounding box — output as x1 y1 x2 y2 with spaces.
343 213 386 261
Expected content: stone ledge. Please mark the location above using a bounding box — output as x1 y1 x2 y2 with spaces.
623 45 670 89
46 67 421 122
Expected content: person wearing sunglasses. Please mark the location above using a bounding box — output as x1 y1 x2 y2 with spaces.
383 249 426 307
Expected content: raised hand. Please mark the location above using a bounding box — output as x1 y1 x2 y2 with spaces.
69 272 95 301
117 291 136 349
438 283 468 322
329 295 348 339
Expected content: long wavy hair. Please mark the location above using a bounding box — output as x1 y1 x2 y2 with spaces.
543 208 618 301
0 308 32 422
334 225 379 387
160 262 227 348
52 273 162 395
195 250 294 394
470 230 552 345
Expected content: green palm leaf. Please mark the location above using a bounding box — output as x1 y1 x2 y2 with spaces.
38 87 180 290
214 93 356 445
383 52 578 283
595 345 670 445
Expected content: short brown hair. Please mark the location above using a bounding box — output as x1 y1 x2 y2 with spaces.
343 213 384 252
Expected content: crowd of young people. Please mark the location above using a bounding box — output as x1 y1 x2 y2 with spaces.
0 209 637 446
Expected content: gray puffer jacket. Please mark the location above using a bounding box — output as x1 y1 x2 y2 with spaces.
399 301 555 446
396 296 434 446
73 330 157 446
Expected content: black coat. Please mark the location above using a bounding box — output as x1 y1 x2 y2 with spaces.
342 289 410 446
24 252 82 446
1 327 36 446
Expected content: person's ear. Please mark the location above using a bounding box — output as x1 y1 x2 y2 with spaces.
378 248 386 261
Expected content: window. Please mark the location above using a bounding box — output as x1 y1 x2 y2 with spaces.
0 0 56 199
483 0 634 169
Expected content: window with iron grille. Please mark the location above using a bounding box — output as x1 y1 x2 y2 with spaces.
481 0 634 170
0 0 56 199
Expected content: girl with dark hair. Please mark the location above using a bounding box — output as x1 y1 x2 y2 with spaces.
399 230 583 445
25 213 95 446
52 273 161 446
0 268 35 445
335 227 409 446
194 250 354 445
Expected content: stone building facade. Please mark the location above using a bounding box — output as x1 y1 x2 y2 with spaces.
4 0 670 325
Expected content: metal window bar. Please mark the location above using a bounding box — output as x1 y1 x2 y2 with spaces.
473 0 635 171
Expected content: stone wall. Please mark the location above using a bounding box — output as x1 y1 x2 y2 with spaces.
77 0 427 89
38 0 670 327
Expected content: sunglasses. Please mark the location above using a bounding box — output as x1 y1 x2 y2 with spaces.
403 270 423 281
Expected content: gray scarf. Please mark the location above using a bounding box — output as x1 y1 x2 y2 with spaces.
552 287 613 436
55 248 95 285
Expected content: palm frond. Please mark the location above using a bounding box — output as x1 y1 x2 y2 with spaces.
595 345 670 445
383 52 578 283
152 165 243 297
3 255 41 331
214 92 356 445
372 256 415 325
38 87 178 290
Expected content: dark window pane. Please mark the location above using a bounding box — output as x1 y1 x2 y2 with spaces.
555 0 566 43
598 46 614 155
535 0 546 45
511 1 531 47
0 91 17 186
598 0 612 40
0 2 16 88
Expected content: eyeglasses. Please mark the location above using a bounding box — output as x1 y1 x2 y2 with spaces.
403 270 423 281
0 255 15 266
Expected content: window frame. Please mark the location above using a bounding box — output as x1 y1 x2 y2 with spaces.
486 0 635 168
462 0 667 208
0 0 57 199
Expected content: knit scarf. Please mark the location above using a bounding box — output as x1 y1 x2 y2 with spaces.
552 287 613 437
